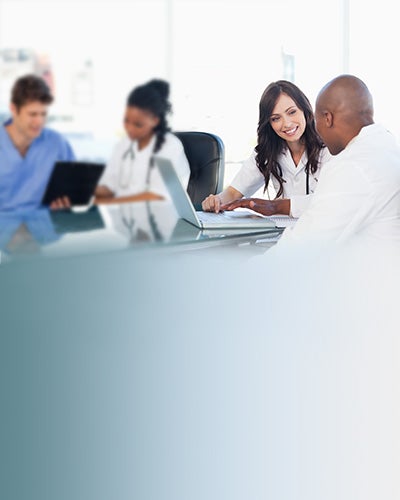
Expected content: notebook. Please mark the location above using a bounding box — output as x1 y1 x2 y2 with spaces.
155 157 277 230
42 161 105 206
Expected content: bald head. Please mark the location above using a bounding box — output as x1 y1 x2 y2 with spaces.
315 75 374 155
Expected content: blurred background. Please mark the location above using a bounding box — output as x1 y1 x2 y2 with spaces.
0 0 397 184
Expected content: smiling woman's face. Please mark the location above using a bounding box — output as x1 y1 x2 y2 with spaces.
269 93 306 144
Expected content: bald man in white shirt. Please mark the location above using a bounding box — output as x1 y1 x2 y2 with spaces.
279 74 400 246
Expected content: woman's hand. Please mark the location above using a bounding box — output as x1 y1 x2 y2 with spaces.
201 194 223 213
201 186 243 213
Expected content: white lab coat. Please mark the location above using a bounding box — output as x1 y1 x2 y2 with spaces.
99 132 190 198
279 124 400 247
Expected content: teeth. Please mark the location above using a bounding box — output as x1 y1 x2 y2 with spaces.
286 127 297 134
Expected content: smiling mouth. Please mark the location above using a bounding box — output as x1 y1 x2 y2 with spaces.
284 126 298 135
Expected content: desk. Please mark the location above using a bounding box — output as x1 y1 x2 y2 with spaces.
94 191 164 205
0 200 283 263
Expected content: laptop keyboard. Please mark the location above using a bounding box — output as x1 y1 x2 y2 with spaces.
198 211 263 222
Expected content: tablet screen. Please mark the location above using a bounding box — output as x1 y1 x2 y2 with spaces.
41 161 105 206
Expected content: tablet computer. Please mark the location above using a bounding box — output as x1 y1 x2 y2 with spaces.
41 161 105 206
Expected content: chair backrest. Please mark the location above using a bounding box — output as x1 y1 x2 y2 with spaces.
174 131 225 210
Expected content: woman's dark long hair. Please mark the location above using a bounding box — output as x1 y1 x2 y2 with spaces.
255 80 324 198
127 79 171 153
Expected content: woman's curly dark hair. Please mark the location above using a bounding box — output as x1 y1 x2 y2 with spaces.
256 80 324 198
127 79 172 153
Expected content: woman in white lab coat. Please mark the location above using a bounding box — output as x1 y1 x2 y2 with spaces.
96 79 190 201
202 80 331 217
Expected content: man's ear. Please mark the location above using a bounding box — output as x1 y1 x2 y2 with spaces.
324 111 333 128
9 103 17 116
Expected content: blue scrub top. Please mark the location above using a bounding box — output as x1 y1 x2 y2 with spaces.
0 120 75 210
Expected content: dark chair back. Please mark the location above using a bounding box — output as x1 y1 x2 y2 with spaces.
174 131 225 210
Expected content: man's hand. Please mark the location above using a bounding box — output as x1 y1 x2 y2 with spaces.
220 198 290 216
50 196 71 210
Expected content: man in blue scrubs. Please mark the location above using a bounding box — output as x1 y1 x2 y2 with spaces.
0 74 75 210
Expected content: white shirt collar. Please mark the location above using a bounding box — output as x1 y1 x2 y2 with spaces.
132 134 156 155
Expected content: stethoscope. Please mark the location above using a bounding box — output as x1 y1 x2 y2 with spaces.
305 165 320 195
118 142 155 191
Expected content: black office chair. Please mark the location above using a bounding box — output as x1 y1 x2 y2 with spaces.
174 131 225 210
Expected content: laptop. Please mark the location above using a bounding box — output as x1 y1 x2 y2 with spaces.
155 157 277 230
42 161 105 206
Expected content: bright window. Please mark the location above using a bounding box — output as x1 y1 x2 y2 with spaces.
0 0 397 178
